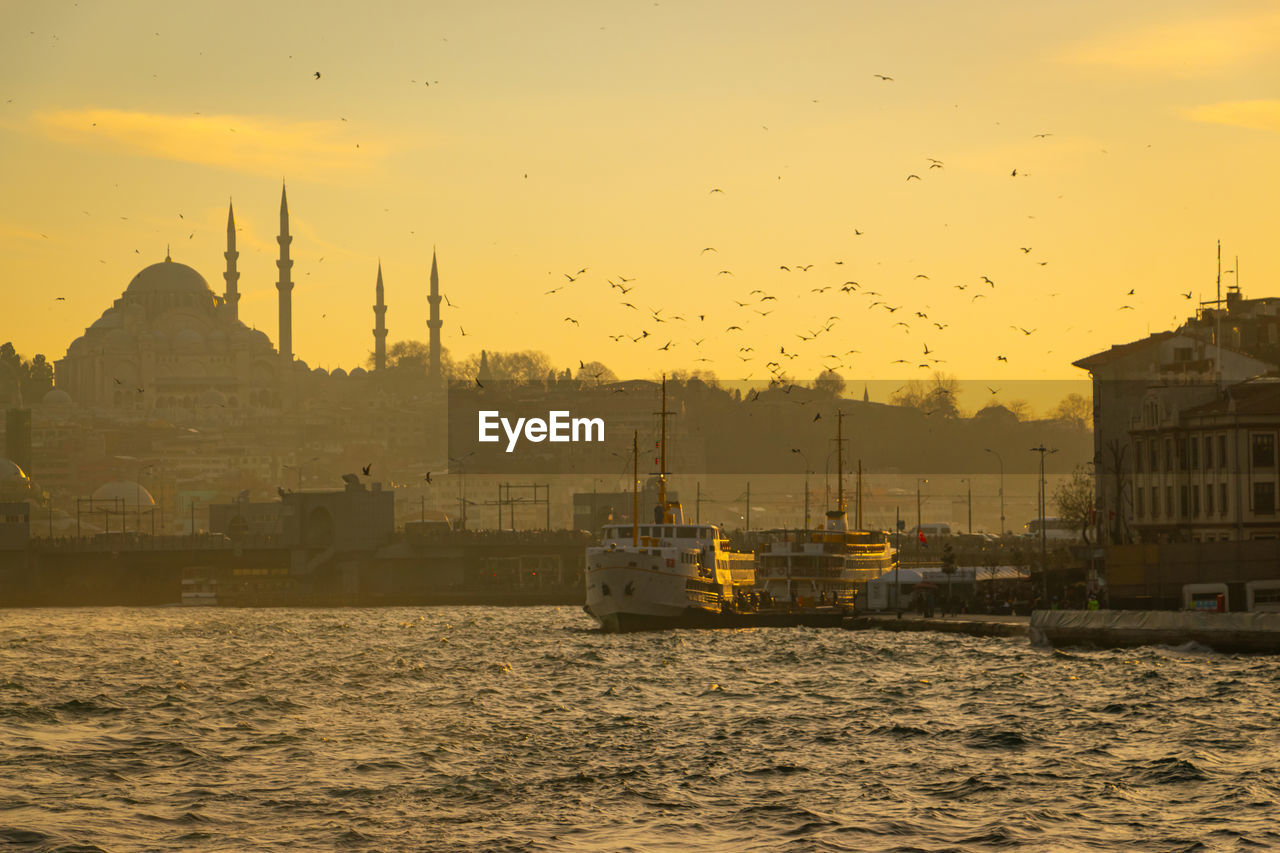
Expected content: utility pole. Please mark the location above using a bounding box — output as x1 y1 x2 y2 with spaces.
916 478 928 554
745 482 751 531
696 481 701 524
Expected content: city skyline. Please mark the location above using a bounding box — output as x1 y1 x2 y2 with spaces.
3 1 1278 391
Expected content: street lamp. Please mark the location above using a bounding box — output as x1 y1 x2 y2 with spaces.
283 456 319 492
1031 444 1058 605
985 448 1005 536
791 448 811 529
916 477 928 552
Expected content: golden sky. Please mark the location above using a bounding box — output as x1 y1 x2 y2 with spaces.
3 0 1278 402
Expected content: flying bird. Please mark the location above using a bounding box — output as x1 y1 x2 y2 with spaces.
906 174 922 181
564 317 579 325
873 74 893 81
314 71 321 79
424 472 432 483
362 463 372 476
996 355 1008 362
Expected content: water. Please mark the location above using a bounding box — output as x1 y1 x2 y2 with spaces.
1 607 1278 852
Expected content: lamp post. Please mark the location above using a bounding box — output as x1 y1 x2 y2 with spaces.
916 477 928 553
1031 444 1058 604
960 477 972 534
283 456 319 492
791 448 811 529
985 448 1005 536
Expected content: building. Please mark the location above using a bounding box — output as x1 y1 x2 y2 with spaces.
1074 306 1277 544
1130 378 1280 542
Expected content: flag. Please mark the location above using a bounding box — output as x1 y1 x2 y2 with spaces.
917 527 927 544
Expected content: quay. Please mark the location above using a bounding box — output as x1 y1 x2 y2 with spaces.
1030 609 1280 654
843 611 1029 638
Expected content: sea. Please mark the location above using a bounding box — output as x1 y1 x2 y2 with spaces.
1 607 1278 853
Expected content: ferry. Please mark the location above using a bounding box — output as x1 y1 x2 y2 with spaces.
584 379 754 632
754 412 896 607
179 566 219 606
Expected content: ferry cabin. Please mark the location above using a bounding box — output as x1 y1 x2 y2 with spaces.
755 528 895 605
599 522 754 583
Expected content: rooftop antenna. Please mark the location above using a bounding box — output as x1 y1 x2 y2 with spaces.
1215 240 1222 391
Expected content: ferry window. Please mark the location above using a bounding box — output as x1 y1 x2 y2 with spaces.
678 526 696 538
1253 434 1275 468
664 526 675 538
641 526 653 537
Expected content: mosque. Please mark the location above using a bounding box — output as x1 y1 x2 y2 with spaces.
53 184 446 412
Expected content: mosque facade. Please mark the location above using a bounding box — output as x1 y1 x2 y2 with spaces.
53 185 446 413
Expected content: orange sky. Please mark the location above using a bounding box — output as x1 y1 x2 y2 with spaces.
3 1 1278 411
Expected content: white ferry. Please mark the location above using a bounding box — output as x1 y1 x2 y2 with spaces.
584 379 754 632
180 567 219 606
755 412 896 607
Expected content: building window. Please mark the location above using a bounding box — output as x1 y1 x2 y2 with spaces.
1164 438 1174 472
1204 436 1214 471
1221 482 1228 516
1254 481 1275 515
1150 440 1159 473
1151 487 1159 518
1192 485 1200 518
1190 437 1199 471
1218 434 1228 469
1253 434 1275 468
1136 487 1145 518
1135 438 1144 474
1180 485 1189 517
1178 438 1188 471
1206 484 1214 515
1166 485 1174 519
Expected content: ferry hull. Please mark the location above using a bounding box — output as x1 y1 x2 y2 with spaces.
584 552 722 632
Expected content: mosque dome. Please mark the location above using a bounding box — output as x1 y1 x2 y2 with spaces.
330 367 348 379
174 327 205 352
42 389 73 406
349 367 368 378
124 259 214 298
92 480 155 508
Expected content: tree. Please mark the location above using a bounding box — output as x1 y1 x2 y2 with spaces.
1050 393 1092 429
814 369 846 396
453 350 554 385
890 372 959 417
575 361 617 384
1053 464 1095 544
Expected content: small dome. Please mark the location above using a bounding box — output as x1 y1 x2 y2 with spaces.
92 480 155 508
330 367 348 379
89 310 123 331
0 459 30 482
42 389 73 406
124 259 214 298
349 367 368 378
311 366 328 376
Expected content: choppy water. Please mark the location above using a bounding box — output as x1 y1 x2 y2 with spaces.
1 607 1278 852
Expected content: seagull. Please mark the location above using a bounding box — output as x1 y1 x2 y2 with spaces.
564 317 579 325
314 71 321 79
1020 247 1032 253
1181 291 1193 299
906 174 922 181
424 472 432 483
987 386 1000 394
873 74 893 81
812 413 821 422
362 463 372 476
709 188 724 194
475 378 485 388
996 355 1008 362
701 247 717 254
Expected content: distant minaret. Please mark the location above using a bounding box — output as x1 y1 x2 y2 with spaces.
223 200 240 322
373 262 388 372
427 248 442 381
276 182 294 362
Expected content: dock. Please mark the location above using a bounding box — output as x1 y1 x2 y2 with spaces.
843 612 1030 638
1030 609 1280 653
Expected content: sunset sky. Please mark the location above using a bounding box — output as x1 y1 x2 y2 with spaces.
3 1 1278 409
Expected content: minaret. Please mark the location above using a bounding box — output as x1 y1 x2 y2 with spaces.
427 248 442 381
223 200 240 322
276 182 294 363
373 262 388 371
